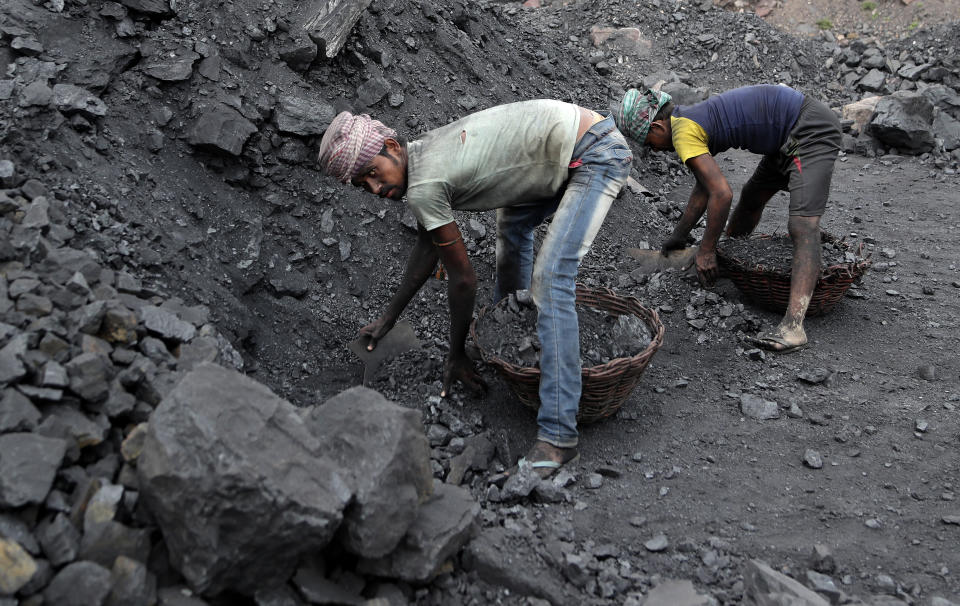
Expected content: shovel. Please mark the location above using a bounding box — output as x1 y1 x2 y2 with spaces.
347 320 421 386
624 246 699 274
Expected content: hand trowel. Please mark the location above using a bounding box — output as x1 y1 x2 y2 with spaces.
347 320 421 386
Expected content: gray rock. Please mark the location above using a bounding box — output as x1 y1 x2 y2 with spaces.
897 62 931 81
253 584 307 606
16 292 52 316
805 569 842 603
43 560 113 606
157 586 210 605
798 368 832 384
105 556 157 606
18 80 53 107
499 461 542 500
79 520 152 569
36 405 109 450
66 352 111 402
740 394 780 420
52 84 108 118
642 579 714 605
142 47 199 81
139 305 196 342
37 513 81 566
118 0 171 15
274 95 335 136
359 483 479 582
803 449 824 469
463 527 572 605
0 513 40 555
0 536 37 595
357 76 391 107
0 433 67 507
279 36 317 72
743 559 830 606
868 91 936 154
22 195 50 229
138 363 350 595
446 433 495 485
644 533 669 552
0 388 41 431
858 69 887 93
933 109 960 151
302 386 433 558
0 333 29 385
809 543 836 574
291 564 363 605
187 105 258 156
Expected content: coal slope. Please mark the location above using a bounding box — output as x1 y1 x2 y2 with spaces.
3 0 960 603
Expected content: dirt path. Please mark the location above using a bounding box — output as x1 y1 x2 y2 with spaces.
469 148 960 600
730 0 960 40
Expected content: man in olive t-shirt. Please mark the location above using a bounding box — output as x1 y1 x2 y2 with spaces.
318 100 632 476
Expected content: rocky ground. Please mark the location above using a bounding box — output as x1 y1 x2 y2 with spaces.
1 0 960 604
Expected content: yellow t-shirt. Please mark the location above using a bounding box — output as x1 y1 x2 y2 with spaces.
670 116 710 164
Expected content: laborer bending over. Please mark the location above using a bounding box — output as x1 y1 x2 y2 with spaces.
317 100 631 476
615 85 842 353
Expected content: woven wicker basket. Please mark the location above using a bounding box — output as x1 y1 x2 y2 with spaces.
470 284 664 424
716 232 872 317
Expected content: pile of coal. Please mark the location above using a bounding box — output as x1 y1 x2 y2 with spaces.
475 291 652 368
718 234 864 274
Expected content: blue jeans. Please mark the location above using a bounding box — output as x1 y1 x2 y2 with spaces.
493 115 632 448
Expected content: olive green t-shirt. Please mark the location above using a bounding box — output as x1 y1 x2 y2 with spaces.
405 99 579 231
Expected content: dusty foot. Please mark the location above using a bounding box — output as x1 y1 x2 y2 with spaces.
490 440 579 484
748 323 808 353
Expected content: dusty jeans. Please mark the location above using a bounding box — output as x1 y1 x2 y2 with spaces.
492 115 631 447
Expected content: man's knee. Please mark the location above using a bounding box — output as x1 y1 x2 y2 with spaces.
787 215 821 245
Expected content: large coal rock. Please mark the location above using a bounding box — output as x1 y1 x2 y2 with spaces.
137 363 351 596
274 95 335 136
302 386 433 558
187 104 258 156
867 91 936 154
0 432 67 507
358 483 479 583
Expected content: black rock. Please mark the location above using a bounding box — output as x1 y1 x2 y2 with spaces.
187 105 258 156
42 560 113 606
0 432 68 507
868 91 936 154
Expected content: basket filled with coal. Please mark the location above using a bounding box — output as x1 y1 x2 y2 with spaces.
716 231 872 317
470 284 664 423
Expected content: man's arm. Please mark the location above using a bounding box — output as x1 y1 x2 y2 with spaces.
360 223 438 348
428 221 485 397
684 154 734 285
662 178 709 252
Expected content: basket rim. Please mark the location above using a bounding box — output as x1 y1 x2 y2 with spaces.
716 231 872 280
470 284 665 378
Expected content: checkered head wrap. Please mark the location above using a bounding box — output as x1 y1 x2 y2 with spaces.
318 111 397 183
614 88 672 144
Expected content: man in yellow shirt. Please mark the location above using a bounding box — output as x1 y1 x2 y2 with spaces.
616 85 842 353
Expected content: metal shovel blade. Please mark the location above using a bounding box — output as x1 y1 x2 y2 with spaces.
624 246 698 274
347 320 421 386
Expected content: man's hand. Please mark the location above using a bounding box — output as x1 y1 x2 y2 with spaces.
358 315 397 351
441 353 488 398
695 248 719 286
660 233 689 255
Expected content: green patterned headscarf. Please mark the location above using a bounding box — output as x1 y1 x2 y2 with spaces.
614 88 673 143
